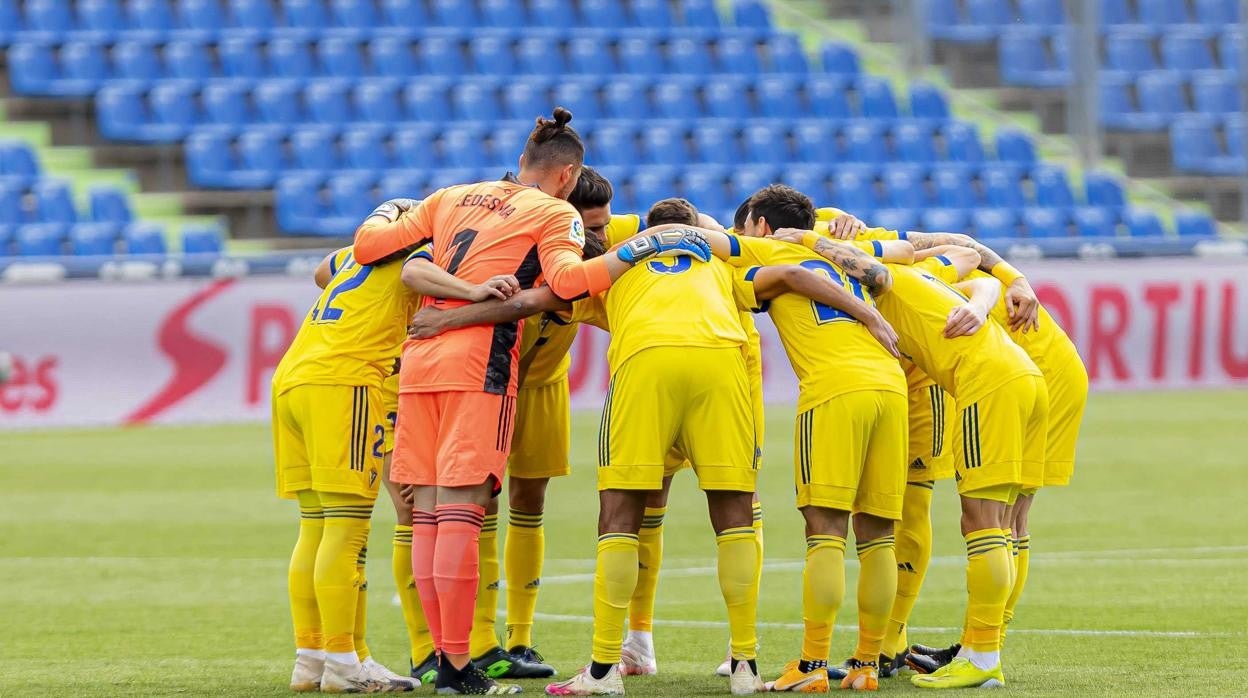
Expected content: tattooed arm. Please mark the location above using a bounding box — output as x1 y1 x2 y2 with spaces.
903 231 1039 333
771 230 893 295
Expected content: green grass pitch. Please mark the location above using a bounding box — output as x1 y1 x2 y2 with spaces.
3 390 1247 696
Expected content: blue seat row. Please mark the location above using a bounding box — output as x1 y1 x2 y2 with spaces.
863 206 1213 240
0 221 224 256
95 75 945 142
1100 70 1244 132
1171 114 1248 175
0 178 139 227
928 0 1241 41
8 29 802 96
0 0 750 45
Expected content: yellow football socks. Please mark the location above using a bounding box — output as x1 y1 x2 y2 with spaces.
855 535 897 663
316 493 374 656
469 514 501 657
289 491 324 651
591 533 640 665
751 501 765 598
885 482 933 657
717 527 761 660
353 543 370 661
392 524 434 664
1002 535 1031 645
801 535 846 663
503 508 544 649
628 506 666 633
964 528 1011 653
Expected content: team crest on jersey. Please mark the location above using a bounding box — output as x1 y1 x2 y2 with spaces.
570 218 586 247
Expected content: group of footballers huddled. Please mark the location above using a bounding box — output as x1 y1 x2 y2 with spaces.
270 107 1089 695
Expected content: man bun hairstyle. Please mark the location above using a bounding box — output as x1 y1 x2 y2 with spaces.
748 184 816 232
568 166 614 213
522 106 585 169
646 198 700 227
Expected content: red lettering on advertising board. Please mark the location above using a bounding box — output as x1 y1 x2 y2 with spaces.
1189 283 1206 380
1088 286 1131 381
0 355 58 413
1218 282 1248 379
247 305 298 405
1143 284 1181 380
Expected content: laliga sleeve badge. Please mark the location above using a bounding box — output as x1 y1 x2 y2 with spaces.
570 218 586 247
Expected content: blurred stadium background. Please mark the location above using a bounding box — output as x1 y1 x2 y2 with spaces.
1 0 1247 695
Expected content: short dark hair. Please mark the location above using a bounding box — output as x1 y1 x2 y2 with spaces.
521 107 585 170
748 184 815 232
732 197 752 231
645 198 699 227
568 166 613 213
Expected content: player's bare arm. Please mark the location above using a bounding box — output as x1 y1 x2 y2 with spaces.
352 197 432 265
769 228 894 295
914 245 982 278
751 265 901 358
407 286 570 340
867 239 917 264
313 248 347 289
400 258 521 302
943 278 1002 339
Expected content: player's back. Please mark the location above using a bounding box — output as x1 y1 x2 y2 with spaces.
880 263 1038 406
964 269 1081 376
274 248 415 394
518 313 577 388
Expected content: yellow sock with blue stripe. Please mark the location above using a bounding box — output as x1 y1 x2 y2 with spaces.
353 542 370 661
591 533 640 665
316 494 374 659
503 508 544 649
1002 535 1030 645
854 535 897 663
392 524 434 664
717 526 760 660
964 528 1011 654
289 492 324 651
801 535 846 663
628 507 666 632
469 514 500 658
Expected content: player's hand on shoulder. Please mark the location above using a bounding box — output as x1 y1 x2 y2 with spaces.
367 198 420 223
829 212 866 240
618 227 712 264
771 227 811 245
1004 277 1040 333
471 275 522 301
944 303 987 338
408 306 448 339
863 311 901 358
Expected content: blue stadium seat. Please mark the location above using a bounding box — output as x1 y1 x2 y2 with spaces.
489 122 530 167
857 77 898 119
1084 171 1126 208
7 43 59 96
995 129 1036 164
704 75 751 119
343 126 392 170
1022 207 1069 237
1219 29 1242 69
32 180 76 225
148 81 200 140
831 168 879 214
269 37 315 78
821 41 860 74
285 0 330 28
1000 27 1070 88
393 124 439 169
981 165 1025 208
1192 71 1243 114
1017 0 1065 25
165 41 213 81
1162 30 1216 71
420 35 465 74
894 123 936 162
767 34 807 73
0 141 41 180
909 82 949 120
25 0 74 33
17 224 66 256
782 164 832 204
792 121 835 162
125 222 167 254
275 174 325 233
328 172 377 221
229 0 277 30
450 80 500 120
254 80 305 124
291 126 341 171
1122 207 1164 236
972 208 1018 237
680 165 730 213
114 41 165 81
844 122 887 162
553 78 602 119
694 122 742 165
442 125 487 168
1175 211 1216 237
325 0 375 28
619 37 664 74
380 0 430 27
669 38 714 75
320 36 365 77
567 37 617 75
729 165 778 206
733 0 772 29
1099 72 1169 131
925 0 1005 43
517 36 565 74
78 0 125 34
0 182 22 226
89 185 133 223
307 80 353 123
129 0 176 32
0 0 18 46
631 0 673 26
178 0 224 32
1098 0 1132 25
95 84 146 141
61 41 111 92
184 131 241 187
1196 0 1240 24
1072 206 1116 237
580 0 626 27
870 209 917 233
932 165 979 208
370 36 416 77
404 79 452 121
470 35 512 74
70 222 119 256
1138 70 1190 117
592 125 639 166
603 79 649 120
377 170 428 203
220 38 265 79
632 167 678 211
182 225 224 254
1171 114 1247 175
476 0 526 27
353 79 401 122
1105 29 1157 72
1138 0 1189 25
806 75 853 118
755 75 799 119
529 0 574 29
942 121 984 161
743 122 786 164
653 79 701 119
641 124 691 166
683 0 721 28
423 168 478 196
922 208 970 233
1032 165 1075 207
501 78 548 121
237 129 287 183
883 167 928 209
432 0 480 27
717 37 760 73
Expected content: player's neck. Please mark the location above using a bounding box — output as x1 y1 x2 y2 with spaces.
514 169 551 195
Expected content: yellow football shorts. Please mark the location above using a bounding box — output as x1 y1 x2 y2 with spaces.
795 390 907 519
663 349 765 479
273 384 384 500
381 373 399 453
599 346 757 493
906 385 956 483
508 378 572 479
1044 356 1089 487
955 375 1049 499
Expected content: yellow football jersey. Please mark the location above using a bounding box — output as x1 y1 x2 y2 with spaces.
964 269 1081 377
273 248 420 395
815 207 901 241
518 313 578 388
730 238 905 412
877 262 1040 407
605 213 642 247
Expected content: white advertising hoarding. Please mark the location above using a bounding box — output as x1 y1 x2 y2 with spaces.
2 259 1246 429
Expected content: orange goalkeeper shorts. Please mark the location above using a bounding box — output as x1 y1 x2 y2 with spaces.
390 390 515 493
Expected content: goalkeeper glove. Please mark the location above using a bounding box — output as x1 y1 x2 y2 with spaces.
366 198 421 223
616 228 712 265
